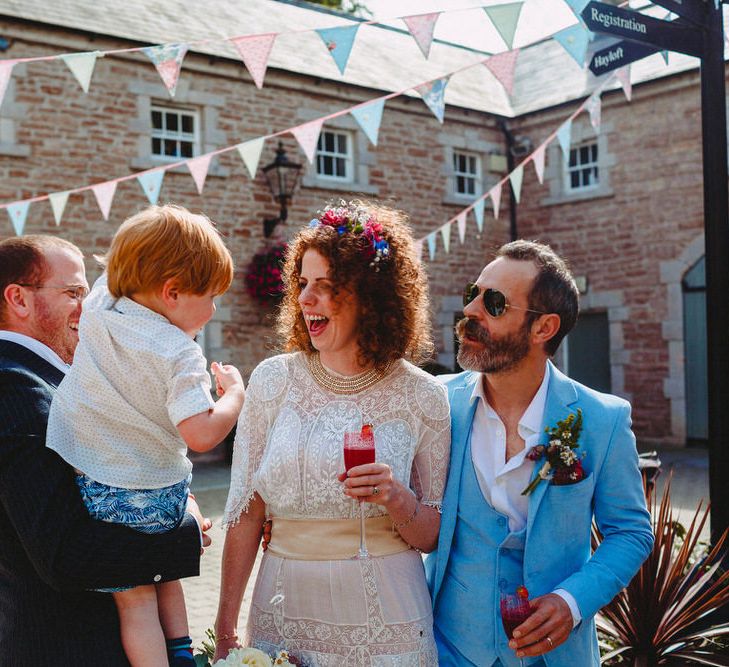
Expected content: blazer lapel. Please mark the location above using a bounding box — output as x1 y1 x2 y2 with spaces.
0 340 66 388
526 362 579 535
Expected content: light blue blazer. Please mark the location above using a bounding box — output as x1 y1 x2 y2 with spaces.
425 361 654 666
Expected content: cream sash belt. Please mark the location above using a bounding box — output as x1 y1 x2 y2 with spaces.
267 515 411 560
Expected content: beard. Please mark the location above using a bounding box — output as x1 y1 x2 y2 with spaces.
32 295 78 365
455 316 531 374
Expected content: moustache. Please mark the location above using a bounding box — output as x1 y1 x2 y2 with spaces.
456 317 489 344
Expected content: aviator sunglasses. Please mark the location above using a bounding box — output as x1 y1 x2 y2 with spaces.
463 283 548 318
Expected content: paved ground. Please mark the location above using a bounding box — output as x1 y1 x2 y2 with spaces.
183 444 712 651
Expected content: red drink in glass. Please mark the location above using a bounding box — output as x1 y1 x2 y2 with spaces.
343 424 376 558
500 591 533 667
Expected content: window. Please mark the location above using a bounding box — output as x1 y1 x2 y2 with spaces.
566 142 599 192
452 150 482 197
150 105 199 161
316 130 353 181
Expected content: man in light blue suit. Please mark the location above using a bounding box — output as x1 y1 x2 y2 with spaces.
425 240 653 666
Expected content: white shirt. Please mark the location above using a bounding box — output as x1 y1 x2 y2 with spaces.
469 364 582 627
46 276 214 489
0 330 69 374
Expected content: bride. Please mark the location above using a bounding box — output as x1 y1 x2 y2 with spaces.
213 200 450 666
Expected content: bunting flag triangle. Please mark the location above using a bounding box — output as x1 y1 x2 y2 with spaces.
187 154 213 195
473 198 485 233
553 24 590 66
91 181 117 220
483 3 524 50
413 239 423 261
510 165 524 204
414 76 449 124
291 118 324 163
490 183 502 219
402 12 440 59
230 33 277 89
586 93 602 133
427 231 436 261
0 60 16 110
532 144 546 184
557 119 572 163
351 99 385 146
484 49 520 96
661 50 669 65
236 137 265 178
563 0 589 17
440 222 452 254
616 66 632 101
143 43 188 97
137 169 165 205
316 24 360 75
60 51 101 93
7 201 30 236
49 191 70 226
456 212 467 244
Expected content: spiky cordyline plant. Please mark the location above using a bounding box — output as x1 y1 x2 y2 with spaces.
595 475 729 666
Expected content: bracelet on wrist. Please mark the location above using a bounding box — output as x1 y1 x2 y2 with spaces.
215 632 238 642
393 500 419 530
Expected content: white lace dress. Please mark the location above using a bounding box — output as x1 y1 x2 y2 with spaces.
222 352 450 667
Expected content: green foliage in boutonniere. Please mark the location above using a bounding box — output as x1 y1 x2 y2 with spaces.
521 408 585 496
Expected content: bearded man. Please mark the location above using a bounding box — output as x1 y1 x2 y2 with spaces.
425 240 653 667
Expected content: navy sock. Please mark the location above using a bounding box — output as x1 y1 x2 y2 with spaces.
166 636 195 666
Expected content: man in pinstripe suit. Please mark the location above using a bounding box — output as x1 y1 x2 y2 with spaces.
0 235 205 666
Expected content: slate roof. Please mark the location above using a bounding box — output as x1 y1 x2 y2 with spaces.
0 0 724 117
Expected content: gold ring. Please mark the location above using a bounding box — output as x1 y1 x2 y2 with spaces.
546 636 554 649
372 486 379 495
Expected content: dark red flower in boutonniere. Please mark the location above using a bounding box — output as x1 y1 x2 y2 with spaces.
522 409 585 495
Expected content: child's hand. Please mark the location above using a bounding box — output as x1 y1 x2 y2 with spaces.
210 361 245 398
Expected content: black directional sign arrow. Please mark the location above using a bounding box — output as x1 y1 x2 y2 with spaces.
581 1 703 57
589 39 660 76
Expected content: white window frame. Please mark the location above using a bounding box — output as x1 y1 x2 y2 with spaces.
150 104 200 162
452 149 482 197
315 129 354 182
565 141 599 193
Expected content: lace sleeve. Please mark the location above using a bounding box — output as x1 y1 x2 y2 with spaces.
409 377 451 511
221 355 289 528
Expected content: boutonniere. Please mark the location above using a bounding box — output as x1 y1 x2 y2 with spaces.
521 408 585 496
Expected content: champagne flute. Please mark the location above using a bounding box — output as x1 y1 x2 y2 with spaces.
343 424 376 559
500 589 534 667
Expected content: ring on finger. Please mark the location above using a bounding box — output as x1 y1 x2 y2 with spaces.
372 485 379 495
546 636 554 649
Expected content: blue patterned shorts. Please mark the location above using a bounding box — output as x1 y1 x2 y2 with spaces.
75 473 191 592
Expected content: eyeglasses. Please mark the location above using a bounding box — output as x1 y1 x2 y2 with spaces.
463 283 548 318
17 283 89 302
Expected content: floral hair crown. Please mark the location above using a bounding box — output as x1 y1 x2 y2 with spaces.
309 200 390 271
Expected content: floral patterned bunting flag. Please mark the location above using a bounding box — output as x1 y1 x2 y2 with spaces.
316 24 360 75
484 49 520 96
415 76 449 124
553 24 590 67
402 12 441 59
230 33 277 89
143 44 188 97
586 93 601 133
137 169 165 205
7 201 30 236
350 99 385 146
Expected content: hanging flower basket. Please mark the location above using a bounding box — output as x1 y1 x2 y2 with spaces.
244 243 287 305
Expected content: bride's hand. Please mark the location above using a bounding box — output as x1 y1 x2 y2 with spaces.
339 462 401 506
213 636 241 663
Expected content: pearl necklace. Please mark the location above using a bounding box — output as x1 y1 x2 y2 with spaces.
307 353 392 395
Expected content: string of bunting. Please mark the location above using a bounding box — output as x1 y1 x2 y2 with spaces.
0 1 527 106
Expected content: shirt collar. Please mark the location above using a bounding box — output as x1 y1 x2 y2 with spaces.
0 330 69 374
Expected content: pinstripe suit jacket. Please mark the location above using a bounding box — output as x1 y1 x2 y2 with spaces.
0 339 201 666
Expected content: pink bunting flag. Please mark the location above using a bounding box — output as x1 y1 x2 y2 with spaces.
291 118 324 164
586 93 602 133
402 12 441 59
456 211 467 244
616 66 632 102
144 44 188 97
413 239 424 261
187 154 213 195
0 60 16 109
91 181 118 221
532 144 546 184
230 33 277 90
490 183 502 220
484 49 520 96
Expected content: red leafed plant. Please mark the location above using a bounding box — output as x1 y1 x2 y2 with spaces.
245 243 287 305
595 473 729 666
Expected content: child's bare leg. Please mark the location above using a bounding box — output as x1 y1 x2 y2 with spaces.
157 579 189 638
113 585 167 667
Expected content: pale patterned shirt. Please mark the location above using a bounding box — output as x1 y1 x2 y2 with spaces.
469 364 582 627
46 276 214 489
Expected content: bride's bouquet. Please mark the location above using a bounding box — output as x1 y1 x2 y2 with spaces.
212 647 297 666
